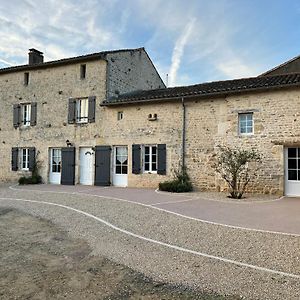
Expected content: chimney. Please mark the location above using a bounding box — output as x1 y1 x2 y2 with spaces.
28 48 44 65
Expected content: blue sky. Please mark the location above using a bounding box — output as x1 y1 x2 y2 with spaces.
0 0 299 86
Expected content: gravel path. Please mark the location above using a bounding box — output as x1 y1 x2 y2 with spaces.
0 186 299 300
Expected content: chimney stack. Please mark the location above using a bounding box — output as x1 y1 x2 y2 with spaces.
28 48 44 65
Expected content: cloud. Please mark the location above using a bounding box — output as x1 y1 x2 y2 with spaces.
216 58 258 79
0 58 14 66
168 18 195 86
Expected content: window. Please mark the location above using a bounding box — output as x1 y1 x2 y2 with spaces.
239 113 253 135
21 103 31 126
76 98 88 123
20 148 29 170
51 149 61 173
143 145 157 173
115 146 128 174
80 64 86 79
117 111 123 120
24 72 29 85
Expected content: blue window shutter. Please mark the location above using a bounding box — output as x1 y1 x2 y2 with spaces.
157 144 166 175
132 144 141 174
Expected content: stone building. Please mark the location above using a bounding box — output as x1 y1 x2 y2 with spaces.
0 48 165 185
1 48 300 197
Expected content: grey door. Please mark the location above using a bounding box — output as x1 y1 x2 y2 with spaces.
95 146 111 186
61 147 75 185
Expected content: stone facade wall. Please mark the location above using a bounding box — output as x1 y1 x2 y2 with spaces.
0 59 107 183
100 102 183 188
106 49 165 99
184 88 300 195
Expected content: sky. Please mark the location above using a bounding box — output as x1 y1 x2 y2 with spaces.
0 0 300 87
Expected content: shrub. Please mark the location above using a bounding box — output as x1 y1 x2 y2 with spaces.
159 168 193 193
214 145 261 199
18 176 27 185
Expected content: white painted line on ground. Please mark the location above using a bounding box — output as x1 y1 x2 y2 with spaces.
151 198 196 206
0 196 299 280
8 185 300 237
155 188 285 204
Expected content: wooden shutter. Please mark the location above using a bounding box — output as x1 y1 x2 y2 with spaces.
11 148 18 171
13 104 20 128
88 96 96 123
28 147 36 171
30 102 37 126
157 144 166 175
95 146 111 186
132 144 141 174
61 147 76 185
68 98 76 124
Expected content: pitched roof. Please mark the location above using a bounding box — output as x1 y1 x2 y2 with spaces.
0 48 145 74
102 73 300 106
260 54 300 76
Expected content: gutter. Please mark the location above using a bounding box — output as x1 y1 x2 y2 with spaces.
181 97 186 172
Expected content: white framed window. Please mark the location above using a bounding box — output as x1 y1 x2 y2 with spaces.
20 148 29 170
76 98 88 123
143 145 157 173
238 113 253 135
21 104 31 126
51 149 61 173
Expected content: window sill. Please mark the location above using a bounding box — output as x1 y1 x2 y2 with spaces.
143 171 158 174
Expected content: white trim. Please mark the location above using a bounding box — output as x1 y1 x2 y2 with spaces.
1 196 299 280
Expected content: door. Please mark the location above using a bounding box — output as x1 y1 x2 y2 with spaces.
80 147 94 185
285 147 300 196
49 148 61 184
95 146 111 186
113 146 128 187
61 147 76 185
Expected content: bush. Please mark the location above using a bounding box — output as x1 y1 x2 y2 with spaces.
18 176 27 185
159 168 193 193
214 145 261 199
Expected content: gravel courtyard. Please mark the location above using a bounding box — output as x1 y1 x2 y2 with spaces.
0 185 299 299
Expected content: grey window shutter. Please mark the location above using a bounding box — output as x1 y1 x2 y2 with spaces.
132 144 141 174
13 104 20 128
28 147 36 171
68 98 76 124
157 144 166 175
95 146 111 186
61 147 76 185
30 102 37 126
88 96 96 123
11 148 18 171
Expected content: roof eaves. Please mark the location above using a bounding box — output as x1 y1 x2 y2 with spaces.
101 81 300 106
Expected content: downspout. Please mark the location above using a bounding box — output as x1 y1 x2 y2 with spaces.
181 97 186 173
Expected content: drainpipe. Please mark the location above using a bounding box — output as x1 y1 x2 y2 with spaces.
181 97 186 173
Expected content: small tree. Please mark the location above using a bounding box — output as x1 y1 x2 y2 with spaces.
214 145 261 199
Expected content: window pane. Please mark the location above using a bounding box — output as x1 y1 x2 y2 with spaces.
145 154 150 163
152 147 157 154
116 165 122 174
122 166 128 174
288 148 297 158
152 154 157 163
145 147 150 155
288 159 297 169
144 163 150 171
240 126 246 133
152 163 157 171
288 170 297 180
